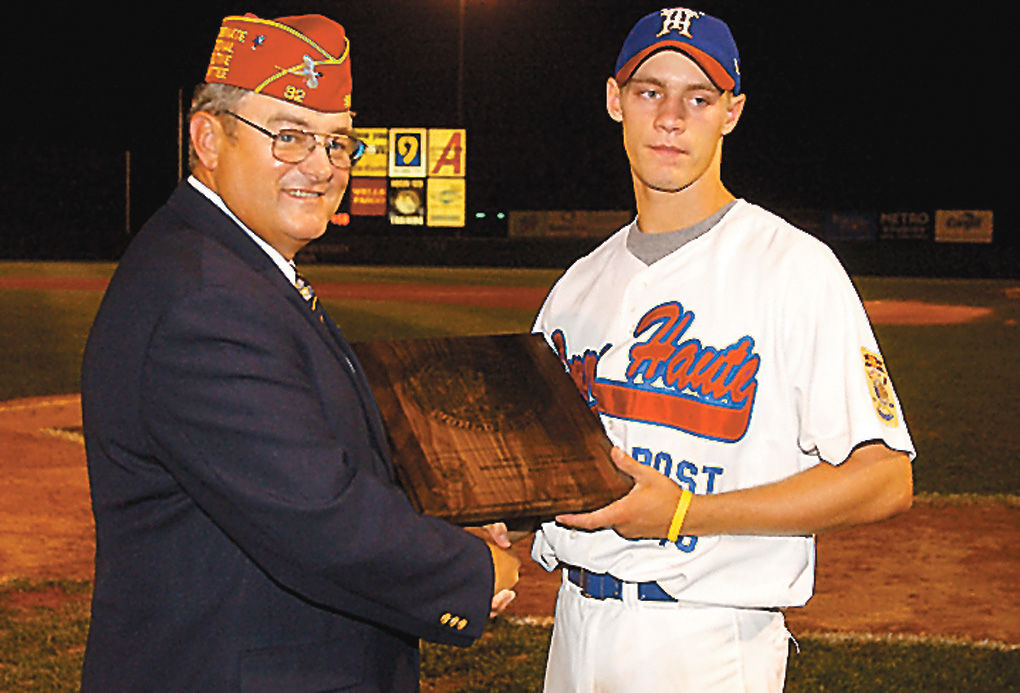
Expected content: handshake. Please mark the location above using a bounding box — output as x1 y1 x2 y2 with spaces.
467 523 527 618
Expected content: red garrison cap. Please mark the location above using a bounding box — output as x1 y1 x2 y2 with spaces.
204 13 352 112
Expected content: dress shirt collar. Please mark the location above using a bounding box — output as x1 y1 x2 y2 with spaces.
187 176 296 285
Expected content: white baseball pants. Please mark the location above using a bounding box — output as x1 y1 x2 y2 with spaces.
543 577 791 692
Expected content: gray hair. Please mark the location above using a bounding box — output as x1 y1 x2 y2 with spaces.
186 83 249 171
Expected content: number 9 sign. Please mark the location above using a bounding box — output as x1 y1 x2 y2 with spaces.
397 135 419 165
388 128 427 177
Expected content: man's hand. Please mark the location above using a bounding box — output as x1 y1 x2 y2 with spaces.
466 522 521 617
489 588 516 618
468 521 534 548
554 447 684 540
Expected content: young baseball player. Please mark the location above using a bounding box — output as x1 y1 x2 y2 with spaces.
531 7 915 691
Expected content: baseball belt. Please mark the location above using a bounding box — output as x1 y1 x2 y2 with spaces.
564 565 677 603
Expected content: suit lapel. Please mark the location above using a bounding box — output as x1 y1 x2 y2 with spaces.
167 182 396 480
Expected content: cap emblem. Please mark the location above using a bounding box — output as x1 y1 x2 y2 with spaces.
299 56 323 88
656 7 700 39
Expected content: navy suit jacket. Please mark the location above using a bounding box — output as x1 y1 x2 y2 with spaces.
80 182 493 691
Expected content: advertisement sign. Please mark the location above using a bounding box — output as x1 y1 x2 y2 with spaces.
388 179 425 225
935 210 994 243
343 125 467 226
427 178 466 227
428 129 466 178
388 128 427 178
823 211 878 242
879 211 932 241
352 128 389 178
349 178 387 216
508 210 632 238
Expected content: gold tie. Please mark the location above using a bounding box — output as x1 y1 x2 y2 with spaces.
293 271 319 313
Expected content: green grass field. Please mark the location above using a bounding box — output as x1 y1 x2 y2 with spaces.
3 262 1016 495
1 261 1017 691
3 585 1018 692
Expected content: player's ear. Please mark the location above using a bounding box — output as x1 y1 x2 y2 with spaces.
190 111 226 171
721 92 746 136
606 77 624 123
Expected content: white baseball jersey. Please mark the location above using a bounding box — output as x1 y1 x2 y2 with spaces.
532 200 915 608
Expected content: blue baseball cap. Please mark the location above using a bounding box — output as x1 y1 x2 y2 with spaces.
614 7 741 94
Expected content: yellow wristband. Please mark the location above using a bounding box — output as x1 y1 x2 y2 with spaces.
665 489 693 543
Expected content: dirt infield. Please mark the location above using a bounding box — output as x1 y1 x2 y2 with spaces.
0 276 997 325
1 394 1017 647
862 300 993 325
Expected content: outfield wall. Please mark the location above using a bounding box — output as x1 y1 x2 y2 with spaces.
2 208 1015 278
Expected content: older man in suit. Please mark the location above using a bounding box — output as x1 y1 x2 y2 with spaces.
80 13 518 691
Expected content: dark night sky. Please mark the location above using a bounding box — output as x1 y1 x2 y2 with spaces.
5 1 1009 242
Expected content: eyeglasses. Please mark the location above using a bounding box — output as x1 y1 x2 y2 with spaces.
225 111 368 169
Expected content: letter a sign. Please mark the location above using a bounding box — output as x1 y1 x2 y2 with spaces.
428 129 466 177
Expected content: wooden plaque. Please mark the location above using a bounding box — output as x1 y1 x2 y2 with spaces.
351 333 632 527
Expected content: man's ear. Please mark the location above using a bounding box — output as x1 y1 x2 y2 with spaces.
606 77 624 123
189 112 224 171
722 93 746 136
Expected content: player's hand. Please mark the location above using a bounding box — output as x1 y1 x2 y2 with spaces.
486 541 520 607
465 524 521 615
486 536 519 617
555 446 685 540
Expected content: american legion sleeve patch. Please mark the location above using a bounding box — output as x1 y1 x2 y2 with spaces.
861 347 898 427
